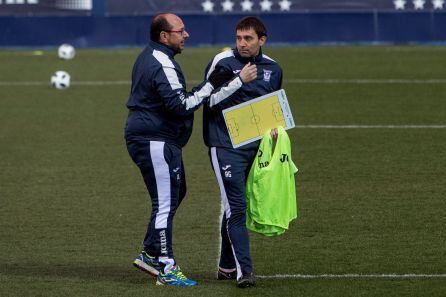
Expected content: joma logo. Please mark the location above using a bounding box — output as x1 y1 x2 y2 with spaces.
258 161 269 168
160 230 168 255
280 154 289 163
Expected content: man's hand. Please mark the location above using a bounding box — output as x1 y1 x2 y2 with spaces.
270 127 278 153
208 70 235 89
239 62 257 84
270 128 278 140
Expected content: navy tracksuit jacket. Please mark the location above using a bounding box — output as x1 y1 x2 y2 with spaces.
124 41 241 264
203 48 283 279
125 41 212 147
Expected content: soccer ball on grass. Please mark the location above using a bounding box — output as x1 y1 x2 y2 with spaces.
58 44 76 60
51 71 71 90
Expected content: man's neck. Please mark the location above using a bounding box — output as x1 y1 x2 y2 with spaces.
150 40 177 57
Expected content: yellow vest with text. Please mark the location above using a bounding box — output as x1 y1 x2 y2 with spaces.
246 127 298 236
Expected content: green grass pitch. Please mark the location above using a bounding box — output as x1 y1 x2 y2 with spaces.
1 46 446 296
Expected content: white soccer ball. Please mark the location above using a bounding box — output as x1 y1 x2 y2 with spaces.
51 71 71 90
58 44 75 60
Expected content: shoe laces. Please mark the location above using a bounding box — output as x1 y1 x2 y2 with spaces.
172 265 187 280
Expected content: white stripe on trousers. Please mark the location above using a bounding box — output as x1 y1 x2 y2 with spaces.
150 141 171 229
210 147 242 280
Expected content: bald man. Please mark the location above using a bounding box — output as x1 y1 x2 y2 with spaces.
124 13 257 287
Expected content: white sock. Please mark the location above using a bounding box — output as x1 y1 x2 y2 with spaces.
159 257 175 273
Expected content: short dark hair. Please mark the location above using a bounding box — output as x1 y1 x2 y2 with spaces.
236 16 267 38
150 13 172 42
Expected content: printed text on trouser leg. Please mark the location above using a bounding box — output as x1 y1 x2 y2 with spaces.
160 230 168 256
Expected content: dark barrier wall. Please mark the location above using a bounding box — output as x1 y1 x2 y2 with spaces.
3 0 444 15
1 12 446 47
104 0 406 14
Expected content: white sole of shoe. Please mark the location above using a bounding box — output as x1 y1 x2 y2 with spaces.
133 259 159 277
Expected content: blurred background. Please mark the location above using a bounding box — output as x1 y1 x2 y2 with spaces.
1 0 446 47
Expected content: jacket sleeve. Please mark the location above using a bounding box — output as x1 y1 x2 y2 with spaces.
204 63 244 111
153 64 214 116
276 66 283 90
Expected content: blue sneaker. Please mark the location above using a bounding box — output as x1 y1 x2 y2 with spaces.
156 265 197 287
133 251 163 277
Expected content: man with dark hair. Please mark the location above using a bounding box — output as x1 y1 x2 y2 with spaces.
125 13 257 287
236 15 267 39
203 16 283 288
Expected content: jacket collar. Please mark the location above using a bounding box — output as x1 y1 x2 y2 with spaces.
233 47 263 64
149 40 176 58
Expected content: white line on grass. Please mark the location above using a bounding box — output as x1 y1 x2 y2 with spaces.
72 81 130 85
0 81 130 86
295 125 446 129
257 274 446 279
0 81 47 86
184 79 446 84
284 79 446 84
2 78 446 86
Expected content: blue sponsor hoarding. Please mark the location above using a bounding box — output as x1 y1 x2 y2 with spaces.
1 1 444 16
0 1 445 46
105 0 445 15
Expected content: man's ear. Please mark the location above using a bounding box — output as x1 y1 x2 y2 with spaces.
159 31 168 43
259 36 267 47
